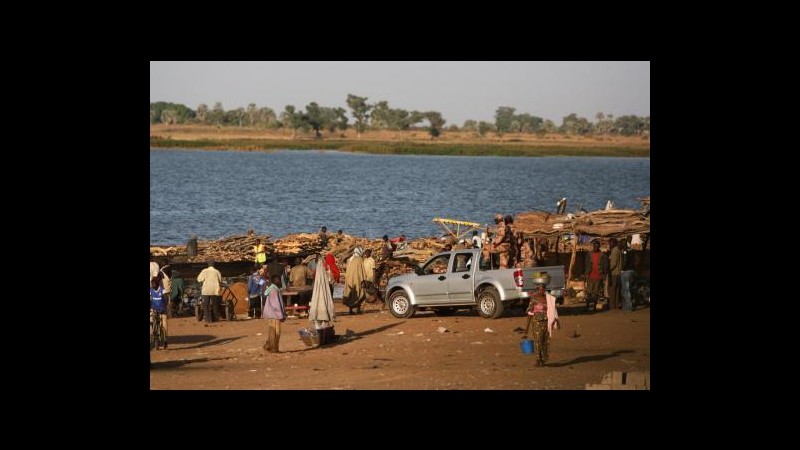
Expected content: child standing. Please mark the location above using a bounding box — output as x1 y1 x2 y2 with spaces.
261 274 286 353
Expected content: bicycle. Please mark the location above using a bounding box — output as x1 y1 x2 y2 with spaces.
192 281 239 321
150 308 167 350
631 277 650 309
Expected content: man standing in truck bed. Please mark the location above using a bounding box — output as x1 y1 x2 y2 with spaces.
492 214 512 269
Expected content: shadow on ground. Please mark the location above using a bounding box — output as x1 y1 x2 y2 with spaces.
174 336 245 350
168 334 215 344
150 356 230 370
285 321 406 352
546 350 635 367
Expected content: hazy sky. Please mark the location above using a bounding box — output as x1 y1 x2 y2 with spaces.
150 61 649 125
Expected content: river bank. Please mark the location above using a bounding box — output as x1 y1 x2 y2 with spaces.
150 124 650 157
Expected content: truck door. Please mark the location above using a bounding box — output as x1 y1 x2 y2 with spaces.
413 254 452 304
448 252 475 302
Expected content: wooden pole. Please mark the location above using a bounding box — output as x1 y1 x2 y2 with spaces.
555 235 560 264
568 233 579 283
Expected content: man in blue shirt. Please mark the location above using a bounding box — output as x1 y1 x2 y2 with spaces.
150 277 168 349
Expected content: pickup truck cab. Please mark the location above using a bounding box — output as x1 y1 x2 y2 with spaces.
386 248 565 319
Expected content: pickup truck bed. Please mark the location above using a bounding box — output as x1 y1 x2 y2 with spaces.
385 248 565 319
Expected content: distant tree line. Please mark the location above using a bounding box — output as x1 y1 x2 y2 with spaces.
150 96 650 139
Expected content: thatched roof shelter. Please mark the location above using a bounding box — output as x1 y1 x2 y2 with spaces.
515 208 649 239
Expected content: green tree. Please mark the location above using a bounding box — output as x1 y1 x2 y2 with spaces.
196 103 208 124
408 111 424 129
494 106 516 133
305 102 324 138
210 101 225 126
334 107 348 133
423 111 446 139
370 100 391 128
160 109 178 125
149 101 195 124
561 113 592 135
226 107 245 127
462 120 478 132
614 115 645 136
477 121 493 137
247 103 258 126
515 113 543 133
281 105 306 139
536 119 556 136
258 107 278 128
346 94 372 139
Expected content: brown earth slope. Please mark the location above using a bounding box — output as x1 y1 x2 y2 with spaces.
150 302 650 390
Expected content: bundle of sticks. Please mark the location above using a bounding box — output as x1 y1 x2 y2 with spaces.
186 233 274 263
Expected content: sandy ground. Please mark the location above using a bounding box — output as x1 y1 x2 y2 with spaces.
149 300 650 390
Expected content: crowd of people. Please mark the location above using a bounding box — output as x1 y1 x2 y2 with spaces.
150 216 644 361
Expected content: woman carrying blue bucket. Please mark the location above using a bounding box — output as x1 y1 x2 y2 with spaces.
525 274 560 367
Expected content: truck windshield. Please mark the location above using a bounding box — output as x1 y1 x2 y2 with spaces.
422 254 450 275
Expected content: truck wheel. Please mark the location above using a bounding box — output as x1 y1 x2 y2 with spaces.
389 290 415 319
477 287 504 319
434 307 456 316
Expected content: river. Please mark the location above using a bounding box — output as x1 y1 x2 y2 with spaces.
150 149 649 244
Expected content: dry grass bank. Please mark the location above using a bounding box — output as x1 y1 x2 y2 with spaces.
151 124 650 149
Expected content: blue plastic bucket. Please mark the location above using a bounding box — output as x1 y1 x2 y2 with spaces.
520 339 534 355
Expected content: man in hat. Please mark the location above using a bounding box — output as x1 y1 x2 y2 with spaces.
197 260 222 323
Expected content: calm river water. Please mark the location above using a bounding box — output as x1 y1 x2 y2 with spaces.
150 149 649 244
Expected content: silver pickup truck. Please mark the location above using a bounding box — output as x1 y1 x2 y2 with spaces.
386 248 565 319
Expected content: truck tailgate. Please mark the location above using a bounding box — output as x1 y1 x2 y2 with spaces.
521 266 566 293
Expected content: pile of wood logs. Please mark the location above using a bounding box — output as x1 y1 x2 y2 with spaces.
150 201 650 270
515 209 650 240
272 233 324 256
149 232 273 263
187 233 274 263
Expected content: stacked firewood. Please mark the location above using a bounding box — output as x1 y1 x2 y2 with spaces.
393 237 448 264
186 233 273 263
272 233 324 256
515 209 649 239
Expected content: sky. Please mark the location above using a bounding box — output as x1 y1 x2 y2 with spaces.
150 61 650 126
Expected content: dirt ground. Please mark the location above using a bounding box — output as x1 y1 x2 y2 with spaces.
149 300 650 390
